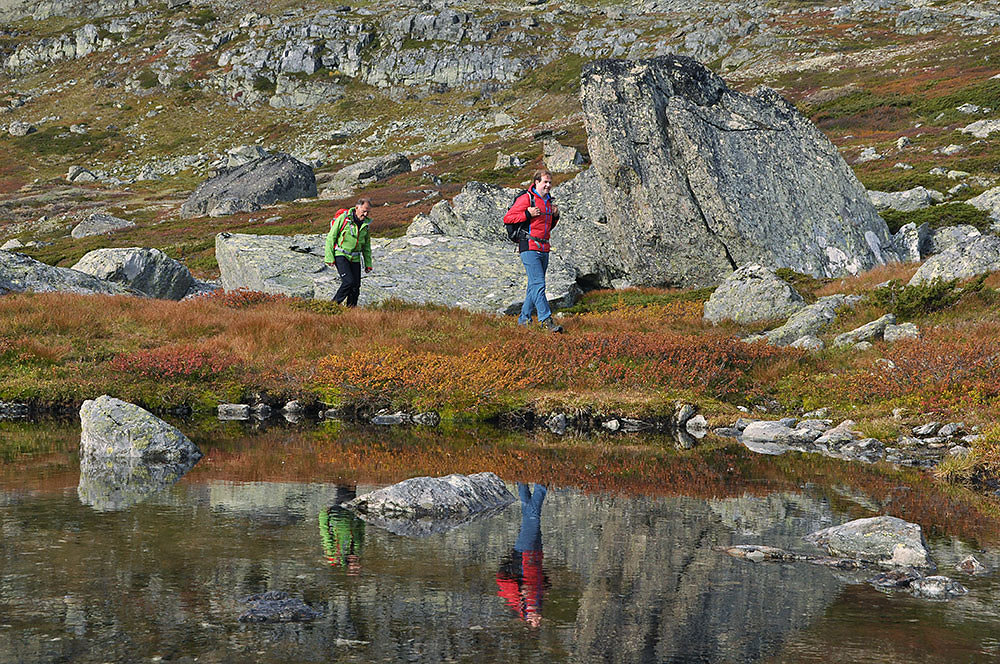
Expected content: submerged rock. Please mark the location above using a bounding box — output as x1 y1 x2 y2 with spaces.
77 454 199 511
345 472 515 519
908 575 968 600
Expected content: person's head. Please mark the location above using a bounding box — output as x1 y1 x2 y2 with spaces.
532 170 552 195
356 197 372 218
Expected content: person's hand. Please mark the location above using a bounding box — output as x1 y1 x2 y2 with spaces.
551 203 559 216
365 266 373 273
527 206 540 217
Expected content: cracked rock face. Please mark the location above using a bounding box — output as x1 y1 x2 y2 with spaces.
580 55 897 288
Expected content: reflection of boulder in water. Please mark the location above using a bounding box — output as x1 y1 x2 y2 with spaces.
353 504 511 538
77 455 199 511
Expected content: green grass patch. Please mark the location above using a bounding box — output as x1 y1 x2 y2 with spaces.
774 268 828 303
562 287 716 314
863 275 987 320
880 202 993 234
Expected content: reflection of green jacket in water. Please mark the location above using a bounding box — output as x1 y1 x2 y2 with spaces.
319 507 364 568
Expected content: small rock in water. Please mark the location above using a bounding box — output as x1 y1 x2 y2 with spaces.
867 567 922 589
908 575 968 600
956 555 988 575
218 403 251 420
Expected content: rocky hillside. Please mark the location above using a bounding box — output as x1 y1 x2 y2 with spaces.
1 0 999 278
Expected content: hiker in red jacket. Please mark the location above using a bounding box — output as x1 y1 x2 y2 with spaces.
503 170 564 333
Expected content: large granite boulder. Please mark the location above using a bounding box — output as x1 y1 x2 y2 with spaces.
703 264 805 324
926 225 982 255
908 235 1000 285
0 251 135 296
215 232 581 314
71 247 194 300
892 222 931 262
71 212 136 239
180 152 316 218
344 472 515 518
424 181 518 243
967 186 1000 228
804 516 934 569
580 55 897 288
79 395 202 463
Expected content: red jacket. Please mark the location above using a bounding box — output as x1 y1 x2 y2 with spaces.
503 188 559 253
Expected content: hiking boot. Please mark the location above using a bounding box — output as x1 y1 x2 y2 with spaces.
540 317 564 333
517 319 530 328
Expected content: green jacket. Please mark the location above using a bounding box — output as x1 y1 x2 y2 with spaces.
325 207 372 266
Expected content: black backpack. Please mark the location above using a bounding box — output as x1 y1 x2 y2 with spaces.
505 190 530 243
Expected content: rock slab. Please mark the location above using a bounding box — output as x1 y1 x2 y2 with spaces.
580 55 896 288
79 395 202 463
0 251 135 296
215 232 580 314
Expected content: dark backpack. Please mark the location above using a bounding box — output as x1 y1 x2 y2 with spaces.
505 190 530 243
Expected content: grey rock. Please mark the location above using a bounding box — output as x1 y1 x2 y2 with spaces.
839 437 885 462
494 152 523 169
832 313 896 347
867 186 940 213
71 247 193 300
412 411 441 426
752 294 859 347
581 56 896 288
703 263 805 324
938 422 963 437
79 395 202 463
741 420 820 455
372 411 412 425
0 402 29 419
913 422 941 437
967 186 1000 223
892 222 931 262
896 8 950 35
215 232 580 315
71 212 136 239
320 153 410 196
345 472 515 519
674 402 697 428
66 165 98 182
685 414 708 433
884 322 919 343
804 516 934 569
814 420 859 446
960 119 1000 139
853 341 874 351
8 120 35 136
956 555 988 575
180 152 317 218
218 404 251 420
909 234 1000 286
1 239 24 251
405 214 443 236
789 334 824 351
252 403 271 419
926 225 982 255
543 139 585 173
908 575 967 600
0 251 135 296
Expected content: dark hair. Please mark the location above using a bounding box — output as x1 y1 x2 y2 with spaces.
532 169 552 183
357 197 372 206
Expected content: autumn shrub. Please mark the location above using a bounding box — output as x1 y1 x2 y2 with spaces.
109 344 238 380
315 332 799 409
843 331 1000 410
195 288 289 308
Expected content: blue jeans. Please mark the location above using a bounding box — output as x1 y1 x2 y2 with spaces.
519 251 551 325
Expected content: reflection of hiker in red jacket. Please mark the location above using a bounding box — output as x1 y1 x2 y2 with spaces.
497 483 549 627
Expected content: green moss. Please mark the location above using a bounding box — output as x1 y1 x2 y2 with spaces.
880 202 993 234
518 53 589 96
188 8 217 27
562 287 716 314
774 268 826 303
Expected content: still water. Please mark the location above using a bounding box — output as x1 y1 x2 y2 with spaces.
3 420 1000 663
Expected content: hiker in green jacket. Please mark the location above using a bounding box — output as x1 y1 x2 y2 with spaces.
325 198 373 307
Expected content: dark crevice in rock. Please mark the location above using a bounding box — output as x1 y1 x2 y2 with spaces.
681 171 738 271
